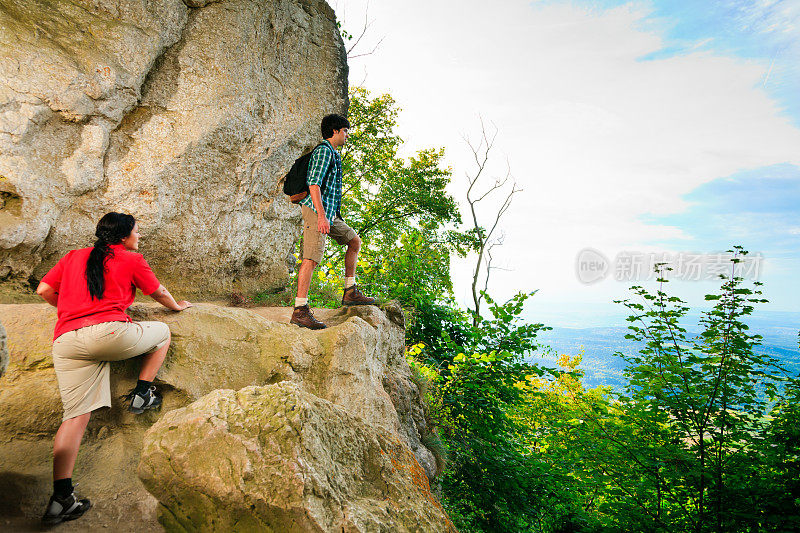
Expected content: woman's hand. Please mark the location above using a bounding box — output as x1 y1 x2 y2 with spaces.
150 285 192 311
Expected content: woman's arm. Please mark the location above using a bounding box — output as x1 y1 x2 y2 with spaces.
36 282 58 307
149 285 192 311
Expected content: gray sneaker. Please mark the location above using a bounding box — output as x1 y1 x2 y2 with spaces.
42 491 92 526
126 385 162 414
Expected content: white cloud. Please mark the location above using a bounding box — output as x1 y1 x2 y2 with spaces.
334 0 800 310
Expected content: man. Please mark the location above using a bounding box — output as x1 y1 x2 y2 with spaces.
291 114 376 329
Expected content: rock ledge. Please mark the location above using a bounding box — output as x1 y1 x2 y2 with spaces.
0 303 451 532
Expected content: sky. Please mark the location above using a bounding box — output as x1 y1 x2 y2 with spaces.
332 0 800 326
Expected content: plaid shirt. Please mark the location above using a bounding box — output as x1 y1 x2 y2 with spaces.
299 140 342 222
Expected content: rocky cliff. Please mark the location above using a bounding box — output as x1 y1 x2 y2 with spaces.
0 303 454 532
0 316 6 377
0 0 348 298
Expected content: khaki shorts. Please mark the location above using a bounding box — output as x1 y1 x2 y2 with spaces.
52 321 171 420
301 205 358 264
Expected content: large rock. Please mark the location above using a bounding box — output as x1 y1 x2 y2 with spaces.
0 0 348 298
127 302 436 477
139 383 454 532
0 316 6 377
0 303 444 531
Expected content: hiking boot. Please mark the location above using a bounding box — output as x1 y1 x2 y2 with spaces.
42 490 92 526
125 385 162 414
290 304 327 330
342 285 377 306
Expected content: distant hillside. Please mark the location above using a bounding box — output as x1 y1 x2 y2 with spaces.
531 314 800 390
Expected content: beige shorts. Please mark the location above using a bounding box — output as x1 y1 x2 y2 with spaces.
301 205 358 264
52 321 171 420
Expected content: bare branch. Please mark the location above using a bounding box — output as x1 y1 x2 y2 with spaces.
463 118 521 324
481 238 502 298
343 1 385 59
346 3 372 54
348 36 386 59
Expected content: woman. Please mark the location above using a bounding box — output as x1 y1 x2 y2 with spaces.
36 212 191 526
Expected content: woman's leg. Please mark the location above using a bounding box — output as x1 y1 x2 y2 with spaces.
96 321 171 413
93 321 171 381
53 412 91 481
45 412 93 524
137 330 171 381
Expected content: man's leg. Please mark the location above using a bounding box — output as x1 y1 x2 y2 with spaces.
344 236 361 281
328 219 361 290
53 412 91 481
340 235 376 306
291 258 327 329
296 258 318 300
329 220 376 306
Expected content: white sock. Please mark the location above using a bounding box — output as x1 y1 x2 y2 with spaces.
294 297 308 307
344 277 356 289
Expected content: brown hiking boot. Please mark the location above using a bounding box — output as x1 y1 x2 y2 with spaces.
342 285 377 306
290 304 327 330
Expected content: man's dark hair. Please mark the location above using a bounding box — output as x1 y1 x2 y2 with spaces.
321 114 350 139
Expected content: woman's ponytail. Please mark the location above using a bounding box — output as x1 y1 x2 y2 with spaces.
86 212 136 300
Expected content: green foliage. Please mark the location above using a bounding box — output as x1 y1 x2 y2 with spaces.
357 228 454 308
759 382 800 530
289 86 800 532
335 20 353 42
471 292 550 357
528 248 800 533
408 292 590 532
407 291 550 368
514 352 615 532
438 348 549 532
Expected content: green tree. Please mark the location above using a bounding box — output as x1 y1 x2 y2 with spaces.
556 248 800 532
409 292 590 532
758 382 800 531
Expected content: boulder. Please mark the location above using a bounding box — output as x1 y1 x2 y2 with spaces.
0 302 444 531
0 316 5 377
139 383 454 532
126 302 436 477
0 0 348 298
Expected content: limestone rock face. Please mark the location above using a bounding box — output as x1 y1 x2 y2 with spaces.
0 316 6 377
125 302 437 479
0 303 445 531
139 383 454 532
0 0 348 297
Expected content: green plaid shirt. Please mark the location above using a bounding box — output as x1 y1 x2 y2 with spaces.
299 140 342 222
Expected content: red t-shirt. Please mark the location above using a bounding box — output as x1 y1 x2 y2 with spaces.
41 244 161 340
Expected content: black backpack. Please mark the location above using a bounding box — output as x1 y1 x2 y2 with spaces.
283 143 333 204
